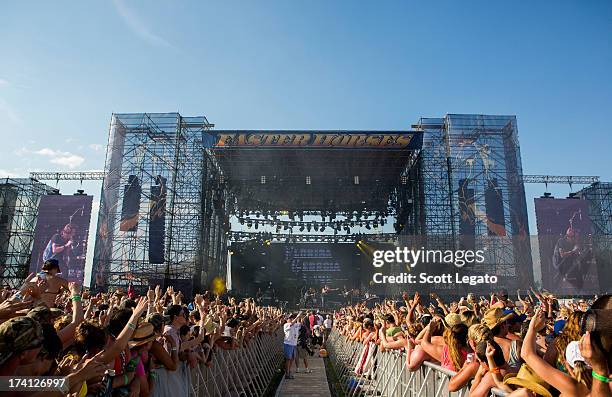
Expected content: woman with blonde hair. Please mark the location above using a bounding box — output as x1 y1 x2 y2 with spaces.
543 311 584 371
421 317 470 372
448 324 492 391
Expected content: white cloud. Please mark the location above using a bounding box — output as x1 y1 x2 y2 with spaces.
112 0 173 48
28 147 86 169
0 79 9 87
35 147 60 156
88 143 103 151
49 154 85 169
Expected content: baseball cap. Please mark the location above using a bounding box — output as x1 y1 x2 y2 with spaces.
0 316 44 365
503 309 527 324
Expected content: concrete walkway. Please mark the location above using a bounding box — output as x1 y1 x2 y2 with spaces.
276 354 331 397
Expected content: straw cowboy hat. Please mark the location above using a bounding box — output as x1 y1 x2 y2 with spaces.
128 323 157 349
482 307 514 330
503 364 552 397
444 313 463 327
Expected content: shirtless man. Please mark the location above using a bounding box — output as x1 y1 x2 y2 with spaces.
36 259 69 307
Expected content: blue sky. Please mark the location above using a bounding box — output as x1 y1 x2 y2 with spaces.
1 1 611 280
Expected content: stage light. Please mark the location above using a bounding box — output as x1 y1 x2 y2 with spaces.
261 176 266 184
229 250 234 255
306 176 311 185
354 176 359 185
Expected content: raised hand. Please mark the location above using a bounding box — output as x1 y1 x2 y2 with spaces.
579 331 608 373
133 297 149 318
68 282 80 296
76 351 107 381
147 287 155 301
529 308 546 332
0 299 32 319
485 341 496 360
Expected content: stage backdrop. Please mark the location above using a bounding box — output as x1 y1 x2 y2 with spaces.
231 242 365 302
535 198 600 295
29 195 93 284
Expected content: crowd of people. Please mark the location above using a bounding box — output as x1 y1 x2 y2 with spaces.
334 289 611 397
0 259 286 397
2 259 611 397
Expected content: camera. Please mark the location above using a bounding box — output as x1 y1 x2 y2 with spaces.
581 309 612 334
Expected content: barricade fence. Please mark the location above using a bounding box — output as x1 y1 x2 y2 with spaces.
326 330 507 397
190 330 285 397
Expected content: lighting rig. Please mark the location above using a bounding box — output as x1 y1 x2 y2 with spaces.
227 231 398 244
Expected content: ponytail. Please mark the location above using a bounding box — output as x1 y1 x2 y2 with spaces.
572 361 593 390
444 324 469 371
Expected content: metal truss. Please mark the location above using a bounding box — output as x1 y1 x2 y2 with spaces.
0 178 54 287
30 171 105 181
228 231 398 243
91 113 223 295
408 115 534 292
522 175 599 185
575 182 612 293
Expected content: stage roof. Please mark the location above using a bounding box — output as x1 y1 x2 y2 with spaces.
211 131 423 213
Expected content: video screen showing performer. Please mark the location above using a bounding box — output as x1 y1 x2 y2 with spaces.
535 198 599 295
29 195 93 284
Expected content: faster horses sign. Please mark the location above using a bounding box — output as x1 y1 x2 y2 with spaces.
213 131 423 150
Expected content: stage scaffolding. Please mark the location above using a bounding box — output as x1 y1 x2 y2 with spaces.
91 113 225 295
0 178 54 287
393 114 534 296
577 182 612 293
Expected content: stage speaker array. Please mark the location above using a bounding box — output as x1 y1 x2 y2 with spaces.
120 175 141 232
149 176 167 264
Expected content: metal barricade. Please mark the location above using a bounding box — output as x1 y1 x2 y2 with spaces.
327 330 507 397
190 330 284 397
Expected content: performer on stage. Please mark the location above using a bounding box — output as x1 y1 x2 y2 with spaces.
42 223 76 273
320 285 339 309
552 228 592 290
303 287 316 308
